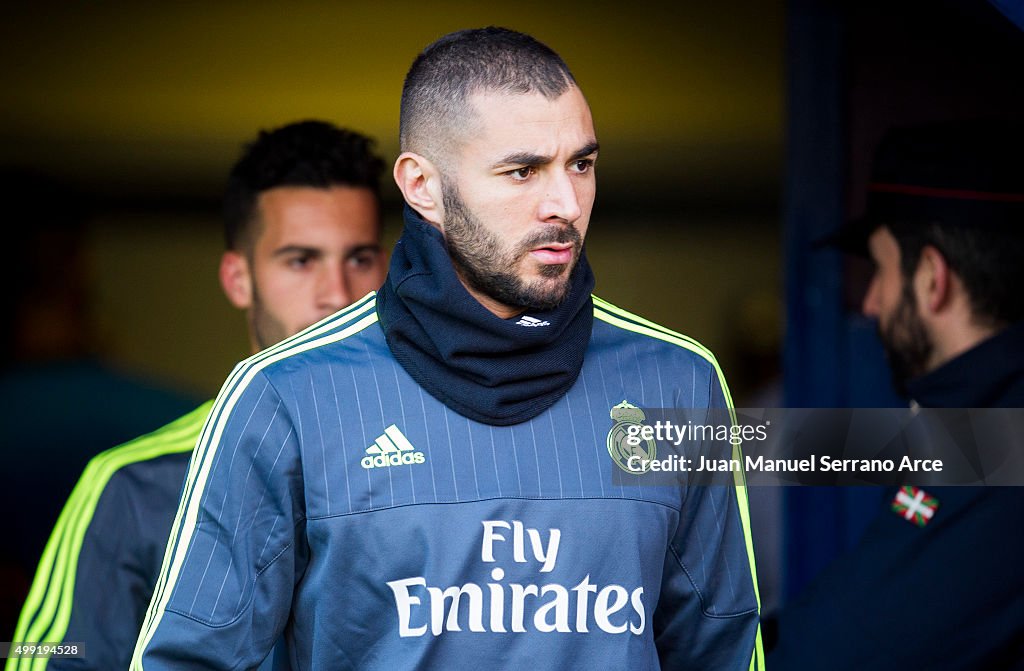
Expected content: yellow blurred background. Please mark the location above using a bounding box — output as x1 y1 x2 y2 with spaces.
0 1 783 399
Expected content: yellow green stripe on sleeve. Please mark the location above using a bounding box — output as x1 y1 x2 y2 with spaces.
592 295 764 671
6 400 213 671
134 297 379 669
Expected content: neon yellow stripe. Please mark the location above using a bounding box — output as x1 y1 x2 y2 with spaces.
133 309 379 670
17 416 201 660
750 628 765 671
9 401 212 671
138 295 379 649
593 303 764 668
21 405 210 671
592 298 752 516
592 295 728 382
25 410 206 648
40 424 206 671
7 496 77 671
15 295 377 671
593 303 760 578
139 293 378 640
175 292 378 549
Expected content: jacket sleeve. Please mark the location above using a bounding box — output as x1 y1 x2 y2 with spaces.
5 431 195 671
53 467 177 670
653 367 764 670
4 479 121 671
132 370 306 671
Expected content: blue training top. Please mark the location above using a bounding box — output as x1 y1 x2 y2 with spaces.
133 293 763 670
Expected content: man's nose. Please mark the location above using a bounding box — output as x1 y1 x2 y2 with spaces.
862 275 881 318
318 265 352 313
539 171 583 224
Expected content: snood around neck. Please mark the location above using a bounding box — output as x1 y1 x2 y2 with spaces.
377 206 594 426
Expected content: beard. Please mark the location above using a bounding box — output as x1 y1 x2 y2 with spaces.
441 179 582 312
878 279 933 396
248 284 288 352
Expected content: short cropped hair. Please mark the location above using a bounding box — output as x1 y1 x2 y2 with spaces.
888 220 1024 327
399 27 577 164
223 120 384 251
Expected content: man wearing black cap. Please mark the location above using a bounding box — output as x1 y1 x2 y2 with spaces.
767 120 1024 668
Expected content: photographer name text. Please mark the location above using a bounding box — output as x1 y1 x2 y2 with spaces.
627 454 944 474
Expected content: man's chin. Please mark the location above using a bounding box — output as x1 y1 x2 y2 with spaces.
536 261 572 279
468 262 578 313
518 276 574 311
878 316 933 397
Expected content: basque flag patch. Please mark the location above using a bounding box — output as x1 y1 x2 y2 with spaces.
891 486 939 527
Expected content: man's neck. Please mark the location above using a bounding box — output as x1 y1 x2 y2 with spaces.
926 316 998 372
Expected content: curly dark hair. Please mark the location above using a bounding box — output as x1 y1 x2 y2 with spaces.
223 120 384 251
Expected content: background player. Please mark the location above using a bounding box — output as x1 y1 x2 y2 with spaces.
134 28 761 670
7 119 388 671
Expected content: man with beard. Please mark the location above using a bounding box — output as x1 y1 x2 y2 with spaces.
133 28 763 670
766 120 1024 668
8 120 387 671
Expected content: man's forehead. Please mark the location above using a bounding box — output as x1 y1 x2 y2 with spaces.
257 185 375 215
466 86 592 121
868 226 899 260
461 87 596 152
253 185 379 245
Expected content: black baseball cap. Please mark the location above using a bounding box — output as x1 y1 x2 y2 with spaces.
818 119 1024 255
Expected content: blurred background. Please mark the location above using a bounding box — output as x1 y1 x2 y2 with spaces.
1 0 1022 640
0 1 785 634
0 1 785 399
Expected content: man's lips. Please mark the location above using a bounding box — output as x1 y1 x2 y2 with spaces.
529 243 574 265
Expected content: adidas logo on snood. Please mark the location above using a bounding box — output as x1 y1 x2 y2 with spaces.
362 425 426 469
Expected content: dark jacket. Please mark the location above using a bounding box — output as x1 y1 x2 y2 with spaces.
767 320 1024 670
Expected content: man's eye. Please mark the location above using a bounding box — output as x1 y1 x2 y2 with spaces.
571 159 594 174
348 252 380 270
507 167 535 181
288 256 313 269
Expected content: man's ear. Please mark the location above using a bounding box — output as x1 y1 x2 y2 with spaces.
393 151 445 226
219 251 253 309
915 244 953 315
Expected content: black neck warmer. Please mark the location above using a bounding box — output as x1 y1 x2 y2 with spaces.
377 206 595 426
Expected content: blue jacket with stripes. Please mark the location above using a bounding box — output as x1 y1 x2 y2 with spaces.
6 401 287 671
133 294 762 670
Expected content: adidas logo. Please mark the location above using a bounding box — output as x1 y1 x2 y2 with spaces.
361 424 426 469
516 315 551 327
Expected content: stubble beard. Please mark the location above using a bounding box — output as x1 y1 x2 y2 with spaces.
879 280 934 396
441 180 582 312
249 284 288 352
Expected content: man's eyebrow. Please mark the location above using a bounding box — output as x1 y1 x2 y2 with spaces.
491 151 551 169
491 141 600 170
272 243 383 258
346 243 383 256
271 245 321 258
570 141 600 161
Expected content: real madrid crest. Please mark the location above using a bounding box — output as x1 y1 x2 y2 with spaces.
607 400 656 474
